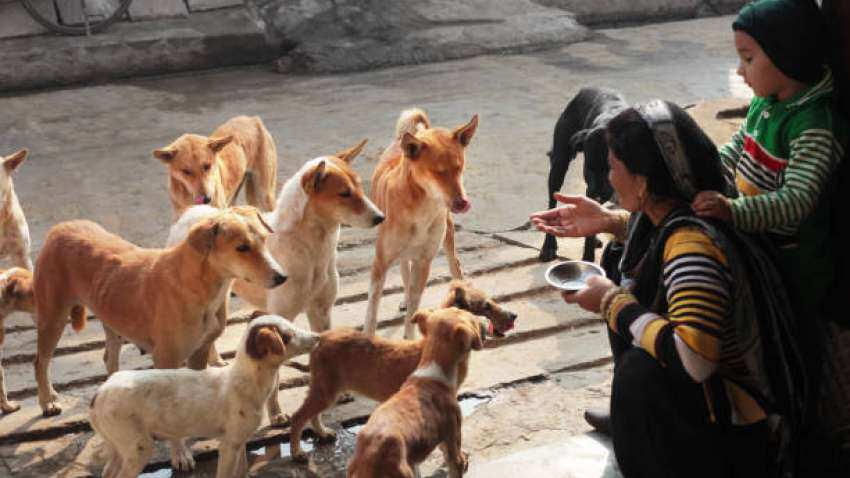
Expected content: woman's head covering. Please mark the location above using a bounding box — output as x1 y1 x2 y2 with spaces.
732 0 826 83
634 100 699 200
606 100 730 203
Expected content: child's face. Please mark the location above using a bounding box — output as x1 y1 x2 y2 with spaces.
734 30 793 99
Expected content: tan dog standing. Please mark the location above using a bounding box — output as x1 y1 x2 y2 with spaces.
0 149 33 271
33 210 286 416
230 140 384 424
366 108 478 339
348 308 485 478
289 280 517 462
154 116 278 220
90 315 319 477
0 267 35 414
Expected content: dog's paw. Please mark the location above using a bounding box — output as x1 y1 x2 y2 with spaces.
315 428 337 444
0 401 20 414
538 246 557 262
459 450 470 473
41 402 62 417
269 413 290 427
291 449 309 464
170 446 196 472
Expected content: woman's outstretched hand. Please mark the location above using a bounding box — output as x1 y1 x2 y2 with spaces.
530 193 613 238
561 275 615 313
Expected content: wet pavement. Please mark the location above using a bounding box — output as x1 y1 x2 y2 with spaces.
0 14 749 478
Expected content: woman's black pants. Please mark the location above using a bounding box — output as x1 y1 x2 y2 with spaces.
608 330 768 478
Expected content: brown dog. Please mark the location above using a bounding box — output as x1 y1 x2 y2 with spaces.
32 210 286 416
289 280 515 462
0 267 36 414
154 116 278 219
365 108 478 339
348 308 485 478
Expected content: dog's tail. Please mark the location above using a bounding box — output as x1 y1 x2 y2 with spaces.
395 108 430 140
70 305 87 332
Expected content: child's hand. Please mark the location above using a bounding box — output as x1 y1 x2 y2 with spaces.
692 191 732 222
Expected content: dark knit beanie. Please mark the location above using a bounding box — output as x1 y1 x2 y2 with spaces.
733 0 827 83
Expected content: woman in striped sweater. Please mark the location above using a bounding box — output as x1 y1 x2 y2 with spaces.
531 101 802 477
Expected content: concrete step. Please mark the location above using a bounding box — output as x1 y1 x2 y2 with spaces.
468 433 622 478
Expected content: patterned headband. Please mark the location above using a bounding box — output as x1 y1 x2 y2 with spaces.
635 100 697 200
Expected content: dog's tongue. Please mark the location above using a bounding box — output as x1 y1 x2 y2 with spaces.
194 195 206 205
488 321 495 336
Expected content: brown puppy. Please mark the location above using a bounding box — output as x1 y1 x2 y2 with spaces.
348 308 485 478
365 108 478 339
33 210 286 416
289 280 515 462
154 116 278 219
0 267 36 414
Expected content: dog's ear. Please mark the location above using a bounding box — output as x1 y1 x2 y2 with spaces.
153 146 176 163
256 211 274 234
455 323 483 351
410 309 431 336
336 139 368 164
246 326 285 360
452 114 478 147
449 282 468 310
187 218 221 255
3 148 27 173
401 132 424 160
304 160 327 193
207 135 233 153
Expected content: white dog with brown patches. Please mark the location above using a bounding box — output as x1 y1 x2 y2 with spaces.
366 109 477 339
90 315 319 478
178 140 384 424
0 149 33 271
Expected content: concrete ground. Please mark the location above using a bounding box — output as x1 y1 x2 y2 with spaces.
0 15 749 478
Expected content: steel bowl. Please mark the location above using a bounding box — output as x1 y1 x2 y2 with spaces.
544 260 606 291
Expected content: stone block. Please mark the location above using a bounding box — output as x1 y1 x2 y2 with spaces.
0 1 53 39
128 0 189 21
186 0 242 12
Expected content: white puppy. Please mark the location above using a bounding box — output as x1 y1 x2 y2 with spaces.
89 315 319 478
0 149 33 270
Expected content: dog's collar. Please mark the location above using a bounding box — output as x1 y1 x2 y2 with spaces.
635 100 697 200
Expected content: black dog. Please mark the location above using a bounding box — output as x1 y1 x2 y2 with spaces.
539 87 627 262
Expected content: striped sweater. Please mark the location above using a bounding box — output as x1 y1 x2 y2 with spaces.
606 226 765 425
719 69 845 239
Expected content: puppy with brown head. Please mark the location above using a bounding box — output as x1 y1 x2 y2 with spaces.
33 208 286 416
90 315 319 477
348 308 485 478
0 149 33 271
289 281 514 463
0 267 34 414
154 116 278 220
365 108 478 339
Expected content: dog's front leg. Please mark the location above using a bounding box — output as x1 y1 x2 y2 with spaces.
214 441 243 478
444 214 464 280
169 439 196 472
403 258 432 339
0 343 20 414
266 371 287 426
102 325 123 375
442 413 468 478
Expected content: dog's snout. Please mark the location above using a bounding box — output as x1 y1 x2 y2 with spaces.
509 312 518 321
272 272 287 286
372 214 385 226
451 197 471 214
202 195 212 204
